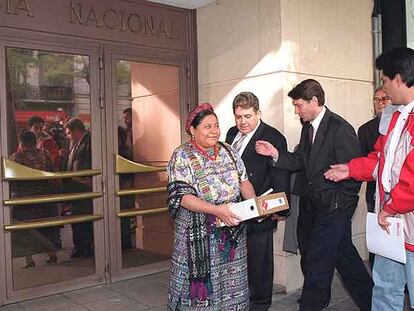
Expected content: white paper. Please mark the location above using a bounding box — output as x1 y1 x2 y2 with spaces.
230 198 260 221
366 212 406 264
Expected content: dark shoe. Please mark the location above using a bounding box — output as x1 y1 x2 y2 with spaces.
46 255 57 264
70 249 83 258
24 261 35 269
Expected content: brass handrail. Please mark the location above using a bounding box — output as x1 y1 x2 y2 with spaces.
117 186 166 197
4 192 102 206
4 214 103 231
115 154 166 174
2 158 101 180
118 207 168 217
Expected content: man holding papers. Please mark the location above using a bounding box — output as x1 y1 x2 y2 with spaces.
325 47 414 311
226 92 290 311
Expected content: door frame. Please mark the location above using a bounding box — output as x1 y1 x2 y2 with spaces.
0 28 106 304
103 42 189 283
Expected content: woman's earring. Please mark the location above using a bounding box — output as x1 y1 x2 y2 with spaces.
191 135 194 140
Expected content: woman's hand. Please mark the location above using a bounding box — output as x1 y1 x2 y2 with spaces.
215 204 241 227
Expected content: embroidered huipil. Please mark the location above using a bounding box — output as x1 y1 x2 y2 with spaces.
167 142 249 311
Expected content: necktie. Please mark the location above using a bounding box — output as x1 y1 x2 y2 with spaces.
233 134 247 153
308 124 314 145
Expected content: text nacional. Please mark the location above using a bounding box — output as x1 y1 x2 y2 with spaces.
69 1 178 39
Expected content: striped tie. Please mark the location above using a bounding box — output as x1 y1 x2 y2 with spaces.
233 134 247 153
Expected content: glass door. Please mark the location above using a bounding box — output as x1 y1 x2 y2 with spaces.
104 46 184 281
0 40 105 301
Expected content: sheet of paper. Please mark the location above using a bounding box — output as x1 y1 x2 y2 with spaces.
230 198 260 221
366 212 406 264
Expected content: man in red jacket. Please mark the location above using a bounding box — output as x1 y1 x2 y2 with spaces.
325 47 414 311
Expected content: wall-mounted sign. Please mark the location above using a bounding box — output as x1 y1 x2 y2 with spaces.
0 0 188 51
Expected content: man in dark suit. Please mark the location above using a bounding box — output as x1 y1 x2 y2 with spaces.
358 86 391 268
225 92 290 311
358 86 391 214
256 79 373 311
63 118 93 258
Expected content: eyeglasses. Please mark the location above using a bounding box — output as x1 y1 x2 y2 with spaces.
373 96 390 104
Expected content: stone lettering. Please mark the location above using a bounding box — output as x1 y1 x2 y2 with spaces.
127 13 141 33
103 9 117 30
5 0 13 14
158 18 170 38
70 1 83 25
144 16 154 36
3 0 33 16
67 1 178 40
119 10 127 32
85 6 102 28
14 0 33 16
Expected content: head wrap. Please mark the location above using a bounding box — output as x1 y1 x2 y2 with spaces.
185 103 214 134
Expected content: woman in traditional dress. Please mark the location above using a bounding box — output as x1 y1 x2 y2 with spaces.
9 130 61 268
167 103 256 310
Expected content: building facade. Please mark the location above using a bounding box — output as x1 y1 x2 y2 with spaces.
0 0 377 305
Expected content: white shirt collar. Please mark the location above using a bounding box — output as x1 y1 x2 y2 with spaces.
233 120 261 155
398 99 414 114
309 106 326 141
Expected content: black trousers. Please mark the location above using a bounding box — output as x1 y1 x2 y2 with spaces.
247 229 274 311
72 221 93 252
299 206 373 311
297 199 314 278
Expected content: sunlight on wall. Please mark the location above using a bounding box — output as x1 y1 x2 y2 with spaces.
209 41 304 150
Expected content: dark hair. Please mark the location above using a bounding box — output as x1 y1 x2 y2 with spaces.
232 92 260 113
123 108 132 115
118 126 127 145
191 110 217 129
288 79 325 106
376 47 414 87
64 118 86 132
27 116 45 127
19 130 37 147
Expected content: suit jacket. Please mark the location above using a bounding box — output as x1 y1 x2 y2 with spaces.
275 108 361 213
226 121 290 233
358 117 380 206
63 132 93 214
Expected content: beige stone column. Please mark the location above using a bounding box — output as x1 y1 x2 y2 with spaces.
197 0 374 292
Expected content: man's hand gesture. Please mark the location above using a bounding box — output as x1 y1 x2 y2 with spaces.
324 164 350 182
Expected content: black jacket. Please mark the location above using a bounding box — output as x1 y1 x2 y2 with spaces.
274 108 361 213
226 121 290 233
358 117 380 207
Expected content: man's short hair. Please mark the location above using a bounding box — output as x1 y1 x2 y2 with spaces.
27 116 45 128
288 79 325 106
232 92 260 113
64 118 86 132
376 47 414 87
123 108 132 115
19 130 37 147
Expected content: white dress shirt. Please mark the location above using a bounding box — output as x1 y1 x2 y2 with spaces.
309 106 327 143
232 120 261 156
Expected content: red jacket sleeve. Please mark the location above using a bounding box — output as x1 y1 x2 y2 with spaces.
348 136 382 181
383 149 414 215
